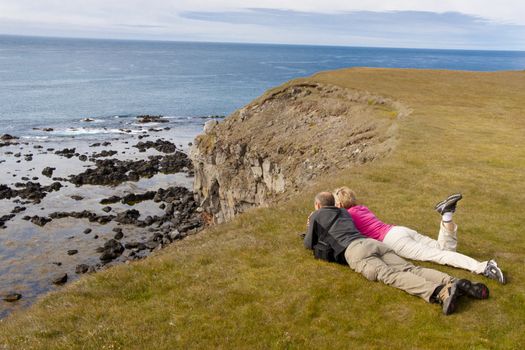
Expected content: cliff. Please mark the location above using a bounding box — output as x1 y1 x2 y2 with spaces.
190 80 409 223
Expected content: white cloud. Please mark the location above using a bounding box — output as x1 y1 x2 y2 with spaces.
1 0 525 25
0 1 524 49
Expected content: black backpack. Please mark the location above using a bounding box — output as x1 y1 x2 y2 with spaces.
312 214 345 264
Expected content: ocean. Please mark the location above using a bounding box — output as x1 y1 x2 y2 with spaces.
1 35 525 139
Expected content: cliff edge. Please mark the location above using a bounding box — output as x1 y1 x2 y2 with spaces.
190 80 409 223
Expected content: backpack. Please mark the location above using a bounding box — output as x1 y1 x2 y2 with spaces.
313 213 342 263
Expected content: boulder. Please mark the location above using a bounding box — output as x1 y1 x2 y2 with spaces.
2 292 22 302
0 134 18 141
41 166 56 177
115 209 140 224
75 264 90 274
52 273 68 285
99 239 124 262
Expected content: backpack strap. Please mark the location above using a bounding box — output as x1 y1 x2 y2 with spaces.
318 211 340 243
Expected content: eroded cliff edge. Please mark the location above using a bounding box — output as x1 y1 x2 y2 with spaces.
190 80 410 223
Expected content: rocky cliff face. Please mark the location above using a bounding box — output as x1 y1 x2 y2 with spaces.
190 80 408 223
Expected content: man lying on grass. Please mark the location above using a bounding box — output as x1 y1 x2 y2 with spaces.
332 187 506 284
304 192 489 315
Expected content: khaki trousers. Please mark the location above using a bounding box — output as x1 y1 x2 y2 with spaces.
344 238 454 302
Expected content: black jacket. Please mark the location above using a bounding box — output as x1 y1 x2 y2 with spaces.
304 206 365 261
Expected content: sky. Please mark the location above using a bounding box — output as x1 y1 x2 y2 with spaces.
0 1 525 50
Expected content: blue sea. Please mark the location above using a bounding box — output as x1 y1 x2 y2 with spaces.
1 35 525 138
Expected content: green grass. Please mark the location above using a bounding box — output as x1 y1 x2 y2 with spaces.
1 68 525 349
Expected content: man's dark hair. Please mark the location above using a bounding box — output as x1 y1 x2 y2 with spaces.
315 192 335 207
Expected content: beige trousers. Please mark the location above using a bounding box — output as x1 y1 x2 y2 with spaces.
383 224 488 274
344 238 454 302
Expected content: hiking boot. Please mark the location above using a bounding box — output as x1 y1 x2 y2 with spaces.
456 279 489 299
484 260 506 284
438 281 461 315
435 193 463 214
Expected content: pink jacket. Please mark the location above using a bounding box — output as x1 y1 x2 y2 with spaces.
347 205 393 241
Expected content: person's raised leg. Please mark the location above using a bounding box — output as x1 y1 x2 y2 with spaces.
437 221 458 251
435 193 462 250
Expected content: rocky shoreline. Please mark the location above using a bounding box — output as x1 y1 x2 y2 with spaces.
0 116 212 315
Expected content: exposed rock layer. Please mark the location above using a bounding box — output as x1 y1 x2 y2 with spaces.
191 81 408 223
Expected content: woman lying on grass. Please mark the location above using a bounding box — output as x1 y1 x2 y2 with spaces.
333 187 506 284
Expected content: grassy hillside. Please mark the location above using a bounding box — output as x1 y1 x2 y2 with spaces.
1 68 525 349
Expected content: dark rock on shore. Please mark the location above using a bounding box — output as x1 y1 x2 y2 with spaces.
49 210 115 224
100 195 121 205
136 115 169 124
68 152 191 186
1 134 19 141
11 206 26 214
1 181 62 204
18 181 62 203
75 264 90 274
52 273 68 285
0 214 15 229
1 142 18 147
133 139 178 153
115 209 140 224
55 148 76 158
91 150 118 158
121 191 156 205
2 292 22 302
99 239 124 262
67 249 78 256
0 185 16 201
30 215 52 226
42 167 56 177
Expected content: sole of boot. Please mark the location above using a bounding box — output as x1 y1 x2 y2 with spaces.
435 193 462 212
442 283 459 315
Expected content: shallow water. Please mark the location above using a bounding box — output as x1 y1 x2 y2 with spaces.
0 122 199 318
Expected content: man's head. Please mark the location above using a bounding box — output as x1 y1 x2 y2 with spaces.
314 191 335 209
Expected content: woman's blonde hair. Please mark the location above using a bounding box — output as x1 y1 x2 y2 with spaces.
333 186 357 209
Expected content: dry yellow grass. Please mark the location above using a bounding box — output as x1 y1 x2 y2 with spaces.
1 68 525 349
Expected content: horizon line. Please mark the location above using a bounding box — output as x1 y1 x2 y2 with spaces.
1 33 525 53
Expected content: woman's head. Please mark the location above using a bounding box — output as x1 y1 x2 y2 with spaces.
333 186 357 209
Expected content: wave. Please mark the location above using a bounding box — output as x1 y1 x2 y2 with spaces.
20 135 49 140
52 127 143 136
113 115 134 119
